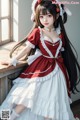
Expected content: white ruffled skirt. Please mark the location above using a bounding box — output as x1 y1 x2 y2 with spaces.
0 64 75 120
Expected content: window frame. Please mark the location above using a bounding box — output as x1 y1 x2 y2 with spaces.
0 0 13 45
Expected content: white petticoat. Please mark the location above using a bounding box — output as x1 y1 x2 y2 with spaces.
0 64 75 120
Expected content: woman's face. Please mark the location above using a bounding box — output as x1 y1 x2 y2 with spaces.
39 10 55 29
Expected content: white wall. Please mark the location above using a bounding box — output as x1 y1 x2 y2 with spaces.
13 0 19 41
13 0 33 41
18 0 33 40
64 2 80 102
16 0 80 102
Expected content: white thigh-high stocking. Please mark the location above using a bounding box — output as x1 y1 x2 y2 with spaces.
10 109 19 120
10 104 26 120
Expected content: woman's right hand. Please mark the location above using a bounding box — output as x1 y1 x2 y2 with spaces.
0 60 12 67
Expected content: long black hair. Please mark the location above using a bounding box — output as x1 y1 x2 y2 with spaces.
35 0 80 93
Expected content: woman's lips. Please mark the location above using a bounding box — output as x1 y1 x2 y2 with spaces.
44 23 49 25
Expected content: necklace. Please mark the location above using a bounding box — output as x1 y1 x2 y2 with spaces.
44 27 55 32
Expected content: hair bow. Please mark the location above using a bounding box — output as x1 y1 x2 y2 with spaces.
38 0 42 4
31 0 72 22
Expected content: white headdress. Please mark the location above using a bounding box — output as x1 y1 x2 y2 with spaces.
31 0 42 21
52 0 72 16
31 0 72 21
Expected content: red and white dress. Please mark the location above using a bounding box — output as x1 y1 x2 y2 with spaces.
0 27 76 120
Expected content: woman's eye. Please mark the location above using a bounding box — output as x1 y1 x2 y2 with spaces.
48 14 52 17
40 15 43 18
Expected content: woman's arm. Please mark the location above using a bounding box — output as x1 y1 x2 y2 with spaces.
1 44 32 67
14 45 31 60
9 44 32 66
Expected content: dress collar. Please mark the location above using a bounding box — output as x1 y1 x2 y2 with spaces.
38 26 61 35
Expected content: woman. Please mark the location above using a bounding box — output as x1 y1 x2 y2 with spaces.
0 0 80 120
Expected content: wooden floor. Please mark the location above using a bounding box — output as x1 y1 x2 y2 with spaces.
71 100 80 118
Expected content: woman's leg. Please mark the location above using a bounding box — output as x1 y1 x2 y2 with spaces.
14 104 26 114
10 104 26 120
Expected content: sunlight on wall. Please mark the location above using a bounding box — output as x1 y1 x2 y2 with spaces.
1 0 9 41
1 19 9 41
13 0 19 41
1 0 9 17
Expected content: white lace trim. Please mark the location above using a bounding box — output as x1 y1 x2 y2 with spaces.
10 58 18 67
56 25 61 35
26 40 35 48
55 39 62 58
27 49 42 65
38 27 62 58
43 36 60 44
26 27 63 65
13 63 59 84
39 27 54 58
22 65 52 75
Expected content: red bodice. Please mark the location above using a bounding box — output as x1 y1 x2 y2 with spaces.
19 28 70 96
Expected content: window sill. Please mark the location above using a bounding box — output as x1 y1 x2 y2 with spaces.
0 42 26 75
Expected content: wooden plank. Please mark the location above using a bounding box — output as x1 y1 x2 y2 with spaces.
0 76 10 104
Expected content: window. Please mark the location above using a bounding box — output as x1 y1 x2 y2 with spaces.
0 0 12 45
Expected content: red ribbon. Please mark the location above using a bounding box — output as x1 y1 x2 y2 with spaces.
35 0 42 10
52 0 56 2
47 57 63 64
37 0 42 4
